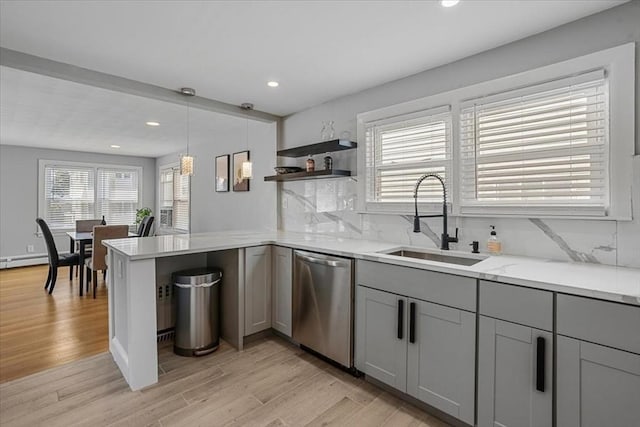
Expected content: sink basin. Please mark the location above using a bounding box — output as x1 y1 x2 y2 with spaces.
385 249 485 266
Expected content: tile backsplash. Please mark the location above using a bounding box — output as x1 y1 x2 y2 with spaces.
278 156 640 268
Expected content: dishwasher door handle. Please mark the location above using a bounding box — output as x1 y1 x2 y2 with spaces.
296 253 349 268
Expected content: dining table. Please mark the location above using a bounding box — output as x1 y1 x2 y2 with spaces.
67 230 137 296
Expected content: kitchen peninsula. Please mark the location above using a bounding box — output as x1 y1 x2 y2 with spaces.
104 230 640 394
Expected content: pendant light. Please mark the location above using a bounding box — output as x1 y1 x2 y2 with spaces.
179 87 196 176
240 102 254 179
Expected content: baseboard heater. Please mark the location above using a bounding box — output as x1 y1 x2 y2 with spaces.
0 253 49 269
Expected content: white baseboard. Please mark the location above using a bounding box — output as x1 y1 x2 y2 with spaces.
0 253 49 269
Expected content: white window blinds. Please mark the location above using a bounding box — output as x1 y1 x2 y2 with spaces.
460 70 608 215
365 107 452 207
40 161 141 230
43 164 95 229
173 168 190 231
97 168 140 225
160 168 174 208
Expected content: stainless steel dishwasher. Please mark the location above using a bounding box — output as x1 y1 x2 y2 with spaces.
292 250 354 368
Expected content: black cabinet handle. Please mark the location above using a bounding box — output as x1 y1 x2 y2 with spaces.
397 300 404 340
536 336 545 392
409 302 416 344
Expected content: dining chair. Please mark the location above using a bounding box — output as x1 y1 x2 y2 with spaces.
72 219 102 277
85 225 128 298
136 215 155 237
36 218 86 294
76 219 103 233
142 216 155 237
136 216 148 237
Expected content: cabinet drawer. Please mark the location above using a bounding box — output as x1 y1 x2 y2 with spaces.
356 260 476 312
557 294 640 354
479 280 553 331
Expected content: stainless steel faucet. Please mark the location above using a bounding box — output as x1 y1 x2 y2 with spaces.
413 173 458 250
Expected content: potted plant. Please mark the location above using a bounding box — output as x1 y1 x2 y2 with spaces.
136 207 153 224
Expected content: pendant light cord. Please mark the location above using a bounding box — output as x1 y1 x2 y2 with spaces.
186 98 190 156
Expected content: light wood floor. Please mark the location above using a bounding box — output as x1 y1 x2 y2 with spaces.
0 265 109 383
0 336 450 427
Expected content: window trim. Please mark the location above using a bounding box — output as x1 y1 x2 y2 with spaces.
357 43 634 220
358 102 454 215
37 159 143 233
459 70 609 216
157 162 191 234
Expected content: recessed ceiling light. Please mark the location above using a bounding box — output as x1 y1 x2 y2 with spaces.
440 0 460 7
267 81 279 88
110 145 121 149
146 121 160 127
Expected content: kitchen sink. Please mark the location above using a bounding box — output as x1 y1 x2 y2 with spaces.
385 249 485 266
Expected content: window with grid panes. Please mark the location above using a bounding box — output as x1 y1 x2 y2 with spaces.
364 107 452 211
40 161 141 229
459 70 608 216
160 168 174 208
172 168 190 232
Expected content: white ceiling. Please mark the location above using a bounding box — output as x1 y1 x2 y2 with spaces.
0 0 627 117
0 66 248 157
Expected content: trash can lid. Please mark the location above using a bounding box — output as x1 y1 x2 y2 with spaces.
173 268 222 285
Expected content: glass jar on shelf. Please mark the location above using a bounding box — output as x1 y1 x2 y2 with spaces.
306 156 315 172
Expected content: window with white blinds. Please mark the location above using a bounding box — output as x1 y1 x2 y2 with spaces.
172 168 190 232
460 70 608 215
40 161 142 230
97 169 139 225
43 164 95 229
364 107 452 209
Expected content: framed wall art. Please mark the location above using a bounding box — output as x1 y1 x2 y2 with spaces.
232 151 250 192
215 155 230 192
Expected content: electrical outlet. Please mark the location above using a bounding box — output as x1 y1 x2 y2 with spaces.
282 198 288 209
27 245 35 253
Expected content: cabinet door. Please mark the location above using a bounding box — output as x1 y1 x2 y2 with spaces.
271 246 292 337
244 246 272 336
478 316 552 427
557 336 640 427
406 300 475 425
355 286 408 392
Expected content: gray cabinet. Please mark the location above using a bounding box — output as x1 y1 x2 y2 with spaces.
477 281 554 427
478 317 552 427
355 263 476 426
556 295 640 427
407 300 475 425
271 246 292 337
557 336 640 427
244 245 272 336
355 286 407 391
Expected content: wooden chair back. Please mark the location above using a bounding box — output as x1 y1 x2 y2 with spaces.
91 225 128 271
76 219 102 233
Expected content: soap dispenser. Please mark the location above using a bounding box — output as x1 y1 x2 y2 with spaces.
487 225 502 255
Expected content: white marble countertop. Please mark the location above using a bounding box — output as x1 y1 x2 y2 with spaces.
104 230 640 306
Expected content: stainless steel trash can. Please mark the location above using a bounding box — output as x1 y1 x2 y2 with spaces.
173 268 222 357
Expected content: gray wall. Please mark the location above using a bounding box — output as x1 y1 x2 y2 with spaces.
282 2 640 154
0 144 156 259
279 2 640 267
156 120 277 234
